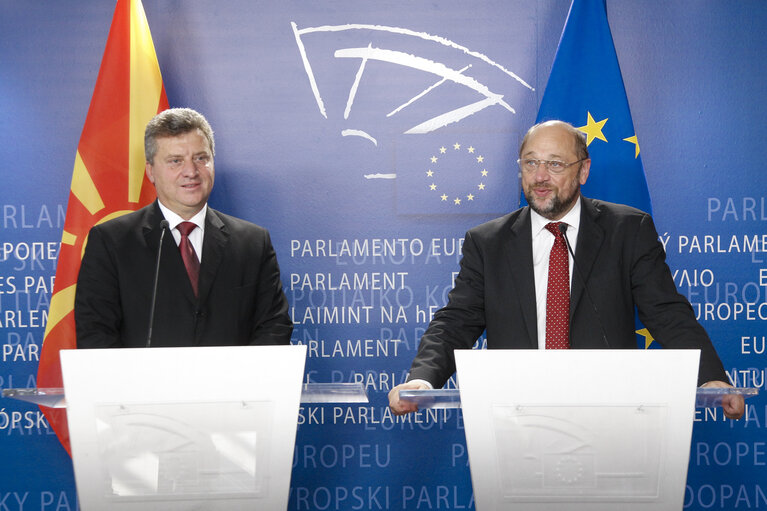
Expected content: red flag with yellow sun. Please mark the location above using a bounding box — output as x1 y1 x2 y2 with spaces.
37 0 168 455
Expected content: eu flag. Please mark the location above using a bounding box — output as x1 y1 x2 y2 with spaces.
528 0 652 215
531 0 656 349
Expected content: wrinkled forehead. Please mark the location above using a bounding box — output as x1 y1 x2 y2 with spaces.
520 124 579 158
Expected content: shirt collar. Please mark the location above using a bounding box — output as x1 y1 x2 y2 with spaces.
530 195 582 236
157 201 208 232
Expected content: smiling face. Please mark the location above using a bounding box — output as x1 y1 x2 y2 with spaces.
145 129 215 220
520 123 590 220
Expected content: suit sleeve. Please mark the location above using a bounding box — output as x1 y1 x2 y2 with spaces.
75 226 124 349
249 230 293 345
408 231 488 388
630 214 729 385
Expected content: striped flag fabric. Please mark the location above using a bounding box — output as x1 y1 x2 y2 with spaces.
37 0 168 454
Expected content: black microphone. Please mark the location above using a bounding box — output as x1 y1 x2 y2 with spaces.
146 219 169 348
559 223 610 349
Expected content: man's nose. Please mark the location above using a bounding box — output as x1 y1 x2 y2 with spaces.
181 158 198 176
532 162 550 181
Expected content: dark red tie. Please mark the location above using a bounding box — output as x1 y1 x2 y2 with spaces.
545 222 570 349
177 221 200 297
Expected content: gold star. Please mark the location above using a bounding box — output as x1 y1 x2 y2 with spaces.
623 134 640 158
481 169 488 177
476 155 484 163
429 183 437 191
453 143 461 150
467 193 475 201
430 156 438 163
440 194 448 201
426 169 434 177
467 146 475 153
453 197 461 205
478 183 485 190
577 112 608 146
636 328 654 349
439 146 447 154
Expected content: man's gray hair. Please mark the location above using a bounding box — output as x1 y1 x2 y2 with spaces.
144 108 215 163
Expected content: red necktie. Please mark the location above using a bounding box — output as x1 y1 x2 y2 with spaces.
545 222 570 349
177 221 200 297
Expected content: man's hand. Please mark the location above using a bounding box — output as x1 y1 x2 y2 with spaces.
701 380 745 420
388 381 430 416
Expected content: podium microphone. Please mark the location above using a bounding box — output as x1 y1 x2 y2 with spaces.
559 223 610 349
146 219 169 348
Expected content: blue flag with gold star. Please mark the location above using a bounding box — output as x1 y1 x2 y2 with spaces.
530 0 652 215
531 0 656 349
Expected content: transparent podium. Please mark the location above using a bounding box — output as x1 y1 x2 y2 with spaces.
401 349 757 511
1 345 366 511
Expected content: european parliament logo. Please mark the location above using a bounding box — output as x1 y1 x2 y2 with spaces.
290 15 537 214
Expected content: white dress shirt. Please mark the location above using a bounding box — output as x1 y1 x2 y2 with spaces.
530 198 581 349
156 201 207 262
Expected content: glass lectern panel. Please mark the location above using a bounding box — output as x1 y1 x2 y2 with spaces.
397 387 758 410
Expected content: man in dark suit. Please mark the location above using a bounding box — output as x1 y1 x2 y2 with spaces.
75 108 292 348
389 120 743 419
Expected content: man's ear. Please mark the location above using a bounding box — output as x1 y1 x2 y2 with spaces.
578 159 591 185
145 161 155 184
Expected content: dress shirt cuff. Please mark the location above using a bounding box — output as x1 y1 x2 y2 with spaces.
406 378 434 389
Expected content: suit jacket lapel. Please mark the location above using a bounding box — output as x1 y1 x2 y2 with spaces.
571 198 604 318
141 202 165 253
142 204 188 292
506 207 538 347
198 208 229 303
142 201 199 305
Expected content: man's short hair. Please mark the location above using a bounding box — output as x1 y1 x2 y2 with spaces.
519 120 589 161
144 108 215 163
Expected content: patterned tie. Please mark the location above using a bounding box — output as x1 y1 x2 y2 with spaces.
177 221 200 297
545 222 570 349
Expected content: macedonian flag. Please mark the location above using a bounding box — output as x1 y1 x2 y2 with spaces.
37 0 168 455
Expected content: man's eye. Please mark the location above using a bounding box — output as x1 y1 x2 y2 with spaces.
549 161 565 169
524 159 538 167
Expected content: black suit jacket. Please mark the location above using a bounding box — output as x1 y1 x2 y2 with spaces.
75 202 293 348
409 197 727 387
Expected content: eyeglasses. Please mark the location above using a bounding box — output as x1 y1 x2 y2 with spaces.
517 158 586 175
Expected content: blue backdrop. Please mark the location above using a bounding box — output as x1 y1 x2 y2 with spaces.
1 1 765 509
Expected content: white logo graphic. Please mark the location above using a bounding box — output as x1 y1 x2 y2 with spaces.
291 22 534 180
